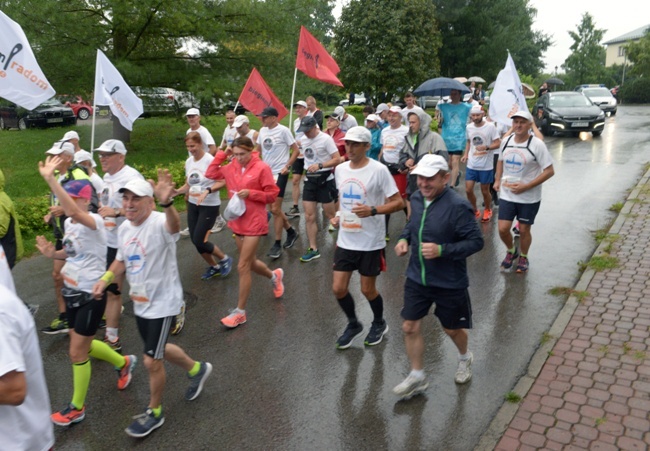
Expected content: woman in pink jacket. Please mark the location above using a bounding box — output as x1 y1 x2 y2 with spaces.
206 136 284 328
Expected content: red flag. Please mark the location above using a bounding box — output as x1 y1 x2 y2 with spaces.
238 68 289 120
296 26 344 87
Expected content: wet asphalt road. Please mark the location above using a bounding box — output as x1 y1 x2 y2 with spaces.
13 106 650 450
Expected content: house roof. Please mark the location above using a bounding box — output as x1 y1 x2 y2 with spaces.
603 24 650 45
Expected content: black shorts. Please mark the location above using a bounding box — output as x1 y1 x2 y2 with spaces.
55 239 63 251
333 247 386 277
67 293 107 336
498 199 541 225
401 278 472 329
276 173 289 199
292 158 305 175
105 246 120 295
135 315 173 360
448 150 463 156
302 178 336 204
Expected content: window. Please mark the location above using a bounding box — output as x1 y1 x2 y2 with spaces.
618 46 626 57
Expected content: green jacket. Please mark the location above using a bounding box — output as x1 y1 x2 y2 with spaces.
0 168 24 266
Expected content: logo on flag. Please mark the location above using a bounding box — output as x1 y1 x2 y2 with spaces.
238 68 288 120
488 53 529 127
0 11 56 110
296 26 343 87
93 50 143 131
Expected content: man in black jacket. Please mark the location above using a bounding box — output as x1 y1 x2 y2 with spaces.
393 154 483 399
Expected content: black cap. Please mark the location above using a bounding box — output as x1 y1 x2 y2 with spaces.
324 112 341 121
257 106 279 117
297 116 318 133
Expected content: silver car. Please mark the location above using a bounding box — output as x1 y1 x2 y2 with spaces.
578 87 617 115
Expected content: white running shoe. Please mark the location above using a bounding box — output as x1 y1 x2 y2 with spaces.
393 374 429 399
211 216 227 233
180 227 190 236
454 352 473 384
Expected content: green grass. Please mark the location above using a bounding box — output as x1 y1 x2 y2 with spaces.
548 286 590 303
504 392 522 403
587 255 620 271
609 202 624 213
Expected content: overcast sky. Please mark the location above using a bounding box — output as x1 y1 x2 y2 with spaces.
333 0 648 74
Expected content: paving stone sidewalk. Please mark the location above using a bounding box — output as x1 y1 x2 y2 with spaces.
478 169 650 450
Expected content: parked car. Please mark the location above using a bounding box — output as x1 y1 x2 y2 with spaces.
534 91 606 137
339 93 367 106
418 96 442 109
576 87 617 115
57 95 94 120
133 86 178 115
0 98 76 130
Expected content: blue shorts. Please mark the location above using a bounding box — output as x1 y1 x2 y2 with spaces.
465 168 494 185
498 199 541 225
401 278 472 329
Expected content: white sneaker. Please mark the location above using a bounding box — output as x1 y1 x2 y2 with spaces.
454 352 473 384
392 374 428 398
180 227 190 236
211 216 227 233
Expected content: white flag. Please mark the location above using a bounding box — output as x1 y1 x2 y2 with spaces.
93 50 143 131
0 11 56 110
489 53 529 127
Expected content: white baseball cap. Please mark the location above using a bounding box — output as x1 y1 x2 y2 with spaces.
119 179 154 197
470 106 484 115
344 126 372 143
334 106 346 117
366 114 380 123
233 115 250 128
185 108 200 116
411 154 449 178
62 131 79 141
73 150 97 167
389 105 402 113
375 103 389 114
94 139 127 155
45 141 75 156
511 110 533 122
293 101 308 108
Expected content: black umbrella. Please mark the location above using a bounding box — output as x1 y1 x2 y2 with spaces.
545 77 564 86
414 77 471 97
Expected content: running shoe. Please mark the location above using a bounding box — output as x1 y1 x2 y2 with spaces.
51 404 86 426
283 229 298 248
221 310 247 328
364 321 389 346
328 223 336 232
186 362 213 401
336 322 364 350
272 268 284 298
286 206 300 218
41 317 69 335
219 256 233 277
481 209 493 223
211 215 227 233
268 242 283 259
500 249 519 270
180 227 190 237
454 352 473 384
385 234 390 242
117 355 137 390
393 374 429 399
171 302 185 335
125 408 164 438
300 248 320 262
516 256 529 273
455 170 462 187
474 210 480 219
26 304 39 317
201 265 221 280
104 336 123 353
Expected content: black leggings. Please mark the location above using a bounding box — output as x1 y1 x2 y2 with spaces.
187 202 220 255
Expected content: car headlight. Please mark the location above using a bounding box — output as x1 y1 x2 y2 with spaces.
549 112 561 120
597 111 605 119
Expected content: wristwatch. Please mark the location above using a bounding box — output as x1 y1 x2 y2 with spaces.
370 206 377 216
318 163 323 170
206 187 212 194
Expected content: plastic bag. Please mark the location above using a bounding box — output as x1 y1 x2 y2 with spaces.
222 191 246 221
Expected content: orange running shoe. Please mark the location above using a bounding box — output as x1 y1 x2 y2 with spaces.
51 404 85 426
117 355 137 390
474 210 480 219
481 209 493 222
221 310 247 328
272 268 284 298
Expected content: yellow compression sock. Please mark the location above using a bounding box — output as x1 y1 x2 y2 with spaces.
188 361 201 377
71 359 91 409
89 339 126 368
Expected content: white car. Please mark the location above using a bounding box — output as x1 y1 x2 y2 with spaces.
578 87 617 115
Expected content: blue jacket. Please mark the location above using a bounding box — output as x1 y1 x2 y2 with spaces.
399 187 483 288
367 127 382 160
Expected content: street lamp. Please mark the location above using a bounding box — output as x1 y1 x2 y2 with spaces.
555 65 558 75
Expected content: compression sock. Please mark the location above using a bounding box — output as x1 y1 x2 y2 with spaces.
71 359 91 409
89 339 125 368
508 247 517 254
151 405 163 418
368 294 384 323
337 292 358 323
188 361 201 377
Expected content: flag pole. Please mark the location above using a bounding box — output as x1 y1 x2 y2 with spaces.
288 68 298 135
90 102 97 152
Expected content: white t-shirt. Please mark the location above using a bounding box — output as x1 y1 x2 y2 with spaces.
380 126 408 164
335 160 398 251
187 125 216 154
0 285 55 451
466 121 499 171
293 118 306 157
0 244 15 293
499 135 554 204
401 105 425 123
61 214 107 293
89 172 105 194
257 124 296 174
185 153 221 207
339 114 358 132
221 125 238 148
116 212 183 319
301 131 339 175
102 165 145 248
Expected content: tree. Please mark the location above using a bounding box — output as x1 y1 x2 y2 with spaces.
433 0 551 80
626 29 650 77
562 13 607 85
334 0 442 102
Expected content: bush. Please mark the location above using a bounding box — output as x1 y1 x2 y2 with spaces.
344 105 365 115
131 160 186 188
619 78 650 104
15 195 51 236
